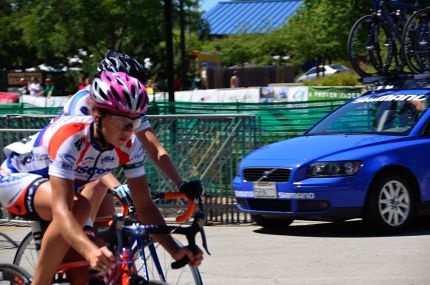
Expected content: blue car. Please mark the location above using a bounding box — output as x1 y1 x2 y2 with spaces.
233 88 430 232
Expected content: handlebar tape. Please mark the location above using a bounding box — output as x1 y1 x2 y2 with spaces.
156 192 196 223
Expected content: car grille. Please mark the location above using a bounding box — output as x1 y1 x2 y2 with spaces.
247 199 292 212
297 200 331 212
237 198 331 213
243 168 291 182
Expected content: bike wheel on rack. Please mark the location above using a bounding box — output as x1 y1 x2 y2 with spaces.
12 231 37 276
402 8 430 73
348 15 396 77
0 263 32 285
135 238 203 285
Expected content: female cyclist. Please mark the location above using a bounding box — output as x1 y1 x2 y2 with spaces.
63 50 201 226
0 71 203 285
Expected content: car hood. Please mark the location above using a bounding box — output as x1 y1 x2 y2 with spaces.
242 134 405 165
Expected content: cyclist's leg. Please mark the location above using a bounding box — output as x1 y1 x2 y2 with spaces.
63 179 112 285
32 181 92 285
81 177 115 226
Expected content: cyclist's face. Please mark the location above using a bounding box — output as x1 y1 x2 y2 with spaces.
102 113 140 146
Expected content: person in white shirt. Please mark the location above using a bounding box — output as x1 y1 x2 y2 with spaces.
29 76 43 96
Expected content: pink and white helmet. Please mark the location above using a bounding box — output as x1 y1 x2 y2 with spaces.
89 71 148 117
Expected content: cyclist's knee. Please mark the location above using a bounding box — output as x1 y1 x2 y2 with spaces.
72 196 91 226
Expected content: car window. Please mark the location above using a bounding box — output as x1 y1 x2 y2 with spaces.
307 95 430 135
330 64 348 71
306 67 317 75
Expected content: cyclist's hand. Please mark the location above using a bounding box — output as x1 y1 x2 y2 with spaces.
112 184 134 206
173 245 204 267
179 180 203 200
87 246 116 274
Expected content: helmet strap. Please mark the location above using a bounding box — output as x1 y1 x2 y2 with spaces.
94 112 114 150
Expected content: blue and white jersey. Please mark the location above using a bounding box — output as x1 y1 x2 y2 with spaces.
2 116 145 190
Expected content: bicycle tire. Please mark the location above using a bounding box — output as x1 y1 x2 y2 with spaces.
0 263 32 285
136 239 203 285
12 231 37 275
402 8 430 73
348 14 397 77
14 231 203 285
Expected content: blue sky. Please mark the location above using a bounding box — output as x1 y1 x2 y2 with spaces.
200 0 220 12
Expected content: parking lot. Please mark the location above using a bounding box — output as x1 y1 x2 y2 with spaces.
1 218 429 285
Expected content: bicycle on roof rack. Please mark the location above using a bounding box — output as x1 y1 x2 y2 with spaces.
348 0 422 78
12 188 209 285
402 3 430 73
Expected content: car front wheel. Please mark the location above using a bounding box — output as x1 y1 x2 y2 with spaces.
364 174 416 232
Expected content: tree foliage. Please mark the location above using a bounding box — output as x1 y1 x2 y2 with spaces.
0 0 201 82
201 0 373 68
0 0 375 86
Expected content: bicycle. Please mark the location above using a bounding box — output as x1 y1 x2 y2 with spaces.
0 263 32 285
402 4 430 73
12 189 208 285
348 0 421 78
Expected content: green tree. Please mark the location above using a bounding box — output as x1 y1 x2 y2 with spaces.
0 1 39 69
201 0 373 68
278 0 372 64
0 0 202 86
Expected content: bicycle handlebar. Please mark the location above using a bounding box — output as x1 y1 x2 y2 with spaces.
96 210 210 270
153 192 196 223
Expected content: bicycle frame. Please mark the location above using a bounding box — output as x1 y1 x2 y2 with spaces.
15 190 203 285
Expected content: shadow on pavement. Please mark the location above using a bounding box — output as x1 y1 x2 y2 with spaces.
0 232 19 249
253 216 430 238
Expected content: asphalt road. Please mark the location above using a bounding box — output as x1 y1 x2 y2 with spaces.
1 218 429 285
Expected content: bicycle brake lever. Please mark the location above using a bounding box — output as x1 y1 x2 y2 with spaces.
199 227 211 256
192 211 211 255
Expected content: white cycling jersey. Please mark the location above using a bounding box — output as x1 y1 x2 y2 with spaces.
62 88 151 132
1 115 145 191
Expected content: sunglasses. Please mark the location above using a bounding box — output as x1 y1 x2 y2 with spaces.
109 114 141 130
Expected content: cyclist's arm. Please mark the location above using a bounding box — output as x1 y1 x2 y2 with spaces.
127 175 189 258
100 172 121 189
137 127 182 188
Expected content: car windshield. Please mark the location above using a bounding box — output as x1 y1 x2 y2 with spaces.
307 94 430 135
330 64 348 71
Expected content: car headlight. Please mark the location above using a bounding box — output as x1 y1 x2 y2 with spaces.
307 161 362 177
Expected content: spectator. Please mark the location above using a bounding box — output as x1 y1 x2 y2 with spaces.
77 75 90 90
230 70 240 88
19 78 29 95
146 79 155 96
191 71 205 90
29 76 43 96
42 77 55 98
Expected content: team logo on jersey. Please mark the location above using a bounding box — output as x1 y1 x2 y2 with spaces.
74 139 83 151
101 156 115 163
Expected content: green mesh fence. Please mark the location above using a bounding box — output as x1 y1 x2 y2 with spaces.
147 99 349 144
0 100 349 223
0 99 349 143
0 103 61 115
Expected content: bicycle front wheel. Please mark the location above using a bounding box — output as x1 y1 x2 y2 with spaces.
348 15 395 77
402 8 430 73
0 263 32 285
13 231 37 275
136 238 203 285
